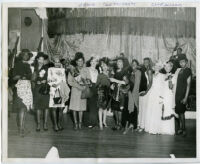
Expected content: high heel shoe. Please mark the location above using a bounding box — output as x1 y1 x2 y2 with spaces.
74 123 78 130
182 130 187 137
53 126 59 132
36 124 41 132
103 123 108 128
117 124 122 130
112 125 118 131
123 126 134 135
100 125 103 130
177 129 183 135
19 129 25 137
78 122 82 129
43 124 48 131
138 128 144 132
58 126 64 131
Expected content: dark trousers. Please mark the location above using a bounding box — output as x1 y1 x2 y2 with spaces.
122 105 138 128
132 105 138 129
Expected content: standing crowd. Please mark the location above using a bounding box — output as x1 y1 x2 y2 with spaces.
9 48 192 137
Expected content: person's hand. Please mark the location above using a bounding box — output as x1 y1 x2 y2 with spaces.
14 75 21 80
118 83 122 87
110 84 115 90
52 84 57 88
168 81 173 90
37 81 41 85
181 97 187 105
109 78 114 82
139 91 146 96
41 80 46 84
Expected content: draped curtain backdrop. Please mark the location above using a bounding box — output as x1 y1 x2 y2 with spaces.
35 8 196 74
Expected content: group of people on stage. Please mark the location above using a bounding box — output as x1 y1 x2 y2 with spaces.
9 47 192 137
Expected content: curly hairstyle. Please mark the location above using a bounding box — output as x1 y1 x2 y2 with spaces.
71 52 85 67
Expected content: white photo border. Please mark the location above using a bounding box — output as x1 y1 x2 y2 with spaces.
1 1 200 163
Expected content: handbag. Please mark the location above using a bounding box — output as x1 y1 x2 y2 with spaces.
81 85 92 99
53 89 62 104
39 83 50 95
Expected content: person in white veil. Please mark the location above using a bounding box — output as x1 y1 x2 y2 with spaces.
144 61 165 134
160 62 179 135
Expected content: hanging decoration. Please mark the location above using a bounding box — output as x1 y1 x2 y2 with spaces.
33 7 196 75
47 8 195 38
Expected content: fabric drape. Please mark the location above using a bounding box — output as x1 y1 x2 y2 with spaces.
38 8 196 75
44 34 195 74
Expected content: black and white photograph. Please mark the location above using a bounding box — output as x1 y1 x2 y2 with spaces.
1 1 198 162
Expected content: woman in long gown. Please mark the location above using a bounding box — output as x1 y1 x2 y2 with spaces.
83 57 99 128
160 62 178 135
144 62 164 134
138 58 153 131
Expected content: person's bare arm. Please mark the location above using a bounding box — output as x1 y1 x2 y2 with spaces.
181 76 192 104
110 78 126 85
13 75 21 81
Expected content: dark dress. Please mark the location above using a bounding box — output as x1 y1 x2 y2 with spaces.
111 70 125 111
84 83 98 127
33 65 49 110
96 73 111 110
122 73 138 128
13 61 32 109
175 67 192 114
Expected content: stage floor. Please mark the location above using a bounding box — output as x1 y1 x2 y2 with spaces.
8 112 196 158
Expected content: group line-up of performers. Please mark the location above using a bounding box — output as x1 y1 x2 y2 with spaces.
8 42 193 138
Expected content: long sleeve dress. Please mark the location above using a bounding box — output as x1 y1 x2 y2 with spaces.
83 67 99 126
33 65 49 110
68 67 88 111
144 73 164 134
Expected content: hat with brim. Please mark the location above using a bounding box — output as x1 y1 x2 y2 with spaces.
36 52 46 59
178 53 188 61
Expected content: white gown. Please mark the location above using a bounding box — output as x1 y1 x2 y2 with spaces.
138 72 149 129
160 73 178 135
144 73 164 134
